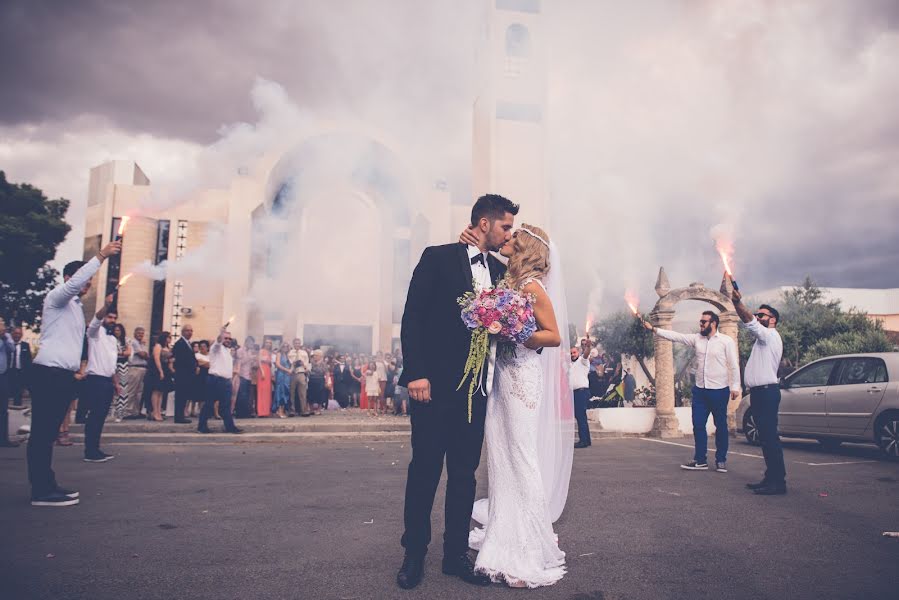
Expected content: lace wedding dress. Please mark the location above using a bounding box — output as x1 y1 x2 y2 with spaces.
468 279 567 588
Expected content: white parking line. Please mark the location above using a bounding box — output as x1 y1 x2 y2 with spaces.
638 437 763 459
805 461 878 466
636 438 883 466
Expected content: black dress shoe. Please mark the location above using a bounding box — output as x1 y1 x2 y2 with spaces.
442 553 491 586
753 484 787 495
397 554 425 589
574 441 591 449
746 480 769 490
226 427 243 434
197 427 211 434
174 418 192 424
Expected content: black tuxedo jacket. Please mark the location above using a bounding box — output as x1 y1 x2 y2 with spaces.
398 243 506 399
332 364 355 390
172 337 197 381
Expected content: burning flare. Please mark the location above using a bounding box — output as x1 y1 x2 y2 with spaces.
117 216 131 237
624 291 640 316
116 273 134 289
225 314 236 327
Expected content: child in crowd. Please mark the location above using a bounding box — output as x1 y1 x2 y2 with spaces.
365 361 382 417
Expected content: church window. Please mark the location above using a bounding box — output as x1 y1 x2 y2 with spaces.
505 24 530 78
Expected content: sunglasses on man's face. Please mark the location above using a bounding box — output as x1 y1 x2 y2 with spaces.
699 319 711 325
755 312 772 319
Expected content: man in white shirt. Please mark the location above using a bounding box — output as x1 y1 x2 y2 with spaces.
731 285 786 495
643 310 741 472
570 338 593 449
83 294 119 463
27 240 121 507
197 325 242 434
124 327 149 418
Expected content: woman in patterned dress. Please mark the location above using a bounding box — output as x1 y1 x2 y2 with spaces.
112 323 131 423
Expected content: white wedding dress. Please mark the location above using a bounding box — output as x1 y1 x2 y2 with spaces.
468 279 568 588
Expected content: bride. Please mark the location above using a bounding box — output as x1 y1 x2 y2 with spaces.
459 223 575 588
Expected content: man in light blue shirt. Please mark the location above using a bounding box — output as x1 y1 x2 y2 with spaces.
27 240 120 507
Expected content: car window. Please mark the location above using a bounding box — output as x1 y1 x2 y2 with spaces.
836 358 888 386
788 360 836 388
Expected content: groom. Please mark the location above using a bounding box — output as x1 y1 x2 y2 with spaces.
396 194 518 589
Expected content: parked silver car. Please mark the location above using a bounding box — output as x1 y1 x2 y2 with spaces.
736 352 899 460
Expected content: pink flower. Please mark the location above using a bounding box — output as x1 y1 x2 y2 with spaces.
482 298 495 309
487 321 503 335
513 321 524 333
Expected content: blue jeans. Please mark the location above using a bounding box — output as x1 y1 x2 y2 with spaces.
691 386 730 464
750 385 786 485
573 388 591 444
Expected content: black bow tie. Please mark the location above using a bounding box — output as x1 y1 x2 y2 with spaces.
470 254 485 267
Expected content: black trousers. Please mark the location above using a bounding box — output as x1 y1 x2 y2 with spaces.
750 385 786 485
199 376 237 432
9 368 26 406
0 372 10 442
174 377 191 419
26 365 77 497
83 375 114 456
401 391 487 558
574 387 591 444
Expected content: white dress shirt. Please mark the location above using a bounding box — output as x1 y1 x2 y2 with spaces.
568 356 591 391
208 340 234 379
34 256 102 371
466 244 492 291
86 317 118 378
742 318 783 388
653 329 741 393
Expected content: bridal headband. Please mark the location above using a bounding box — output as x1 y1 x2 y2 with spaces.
517 227 550 248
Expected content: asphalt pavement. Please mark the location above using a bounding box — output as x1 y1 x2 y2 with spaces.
1 434 897 600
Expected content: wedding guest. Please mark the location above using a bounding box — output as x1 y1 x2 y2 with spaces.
191 341 210 418
197 326 242 434
385 360 398 414
9 326 31 410
731 285 786 495
308 350 327 415
288 338 310 417
394 361 408 417
148 332 174 421
570 338 593 449
332 355 353 410
83 295 119 462
257 339 273 417
126 327 149 419
28 240 121 507
234 336 256 418
354 359 368 410
642 310 740 472
171 325 196 424
0 319 17 447
273 342 292 418
365 361 381 417
57 354 86 448
376 352 388 411
111 323 131 423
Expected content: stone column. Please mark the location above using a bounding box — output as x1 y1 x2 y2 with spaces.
719 309 741 433
649 309 680 437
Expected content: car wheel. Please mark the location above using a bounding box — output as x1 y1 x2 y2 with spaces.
817 438 842 451
876 414 899 461
743 412 760 446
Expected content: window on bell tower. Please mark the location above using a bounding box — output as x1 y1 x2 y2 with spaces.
504 23 530 78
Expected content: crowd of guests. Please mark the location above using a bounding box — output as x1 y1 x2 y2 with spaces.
42 323 410 437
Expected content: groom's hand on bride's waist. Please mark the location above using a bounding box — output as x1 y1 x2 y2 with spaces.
407 379 431 403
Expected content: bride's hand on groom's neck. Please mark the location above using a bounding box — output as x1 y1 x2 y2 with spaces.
459 225 481 247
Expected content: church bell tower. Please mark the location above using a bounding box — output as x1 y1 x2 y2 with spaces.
472 0 548 228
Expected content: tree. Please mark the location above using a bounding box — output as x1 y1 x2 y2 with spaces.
591 311 655 385
738 277 894 374
0 171 71 329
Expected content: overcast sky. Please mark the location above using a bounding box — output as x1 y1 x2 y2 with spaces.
2 0 898 321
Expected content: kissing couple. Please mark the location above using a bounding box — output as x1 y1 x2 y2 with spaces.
397 194 575 590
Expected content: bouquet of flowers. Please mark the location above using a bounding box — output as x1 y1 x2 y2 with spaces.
457 285 538 422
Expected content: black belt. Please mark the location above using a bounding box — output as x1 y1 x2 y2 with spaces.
750 383 779 392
